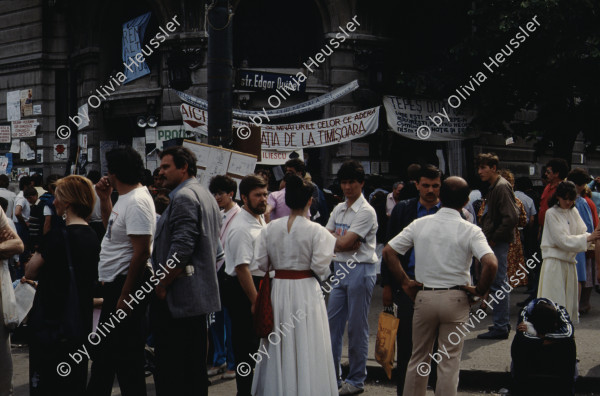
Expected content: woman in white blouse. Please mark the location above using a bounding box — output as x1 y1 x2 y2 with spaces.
251 175 337 396
538 181 600 322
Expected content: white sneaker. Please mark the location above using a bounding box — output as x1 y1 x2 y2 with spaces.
339 382 364 395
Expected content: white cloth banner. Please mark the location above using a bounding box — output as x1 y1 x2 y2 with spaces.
383 96 476 141
181 105 380 150
176 80 359 119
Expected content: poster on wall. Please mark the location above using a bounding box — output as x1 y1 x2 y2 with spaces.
53 144 68 161
20 89 33 117
0 126 10 143
6 91 20 122
122 12 151 83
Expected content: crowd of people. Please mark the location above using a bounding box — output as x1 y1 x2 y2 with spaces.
0 148 597 396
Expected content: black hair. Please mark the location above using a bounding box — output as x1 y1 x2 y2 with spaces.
284 158 306 177
337 160 365 183
566 168 591 186
546 158 570 179
209 175 237 195
86 170 101 184
154 195 170 215
239 174 267 199
142 169 154 187
31 173 43 187
106 147 145 185
285 174 314 209
548 181 577 208
0 175 8 188
24 186 38 198
0 197 8 212
418 165 442 182
45 174 61 192
160 146 197 177
529 301 560 336
19 176 31 191
406 164 421 182
439 178 470 210
514 176 533 192
153 168 161 177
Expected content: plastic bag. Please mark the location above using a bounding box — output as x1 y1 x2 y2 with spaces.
374 310 399 379
1 260 18 330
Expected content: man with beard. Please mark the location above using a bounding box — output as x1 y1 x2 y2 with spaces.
151 146 221 395
381 164 441 395
224 174 268 396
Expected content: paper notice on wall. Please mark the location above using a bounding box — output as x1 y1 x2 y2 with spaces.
36 149 43 163
7 91 20 122
0 126 10 143
88 148 93 162
145 128 156 144
10 139 20 154
33 105 42 115
77 104 89 130
0 157 8 174
11 119 38 138
20 141 35 161
20 89 33 117
132 137 146 168
79 134 88 149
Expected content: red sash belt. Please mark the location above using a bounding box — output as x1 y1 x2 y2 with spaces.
274 270 313 279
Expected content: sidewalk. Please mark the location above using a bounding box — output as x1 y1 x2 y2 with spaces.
353 284 600 392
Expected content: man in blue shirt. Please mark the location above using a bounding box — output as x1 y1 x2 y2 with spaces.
381 165 442 396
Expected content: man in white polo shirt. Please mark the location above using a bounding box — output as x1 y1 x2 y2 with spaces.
383 177 498 396
327 160 378 395
87 147 156 396
224 174 268 396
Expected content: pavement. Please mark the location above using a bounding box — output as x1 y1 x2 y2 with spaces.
9 284 600 395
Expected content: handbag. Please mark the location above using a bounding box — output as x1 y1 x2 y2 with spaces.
374 307 400 380
1 259 18 330
253 262 273 338
29 227 85 343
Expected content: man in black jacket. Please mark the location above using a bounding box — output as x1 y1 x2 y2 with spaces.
381 165 441 395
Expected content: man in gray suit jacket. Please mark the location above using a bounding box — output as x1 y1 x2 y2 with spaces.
152 146 221 396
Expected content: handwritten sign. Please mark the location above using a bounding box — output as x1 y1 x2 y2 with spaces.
11 119 38 138
383 96 476 141
180 105 380 149
0 126 10 143
182 140 257 189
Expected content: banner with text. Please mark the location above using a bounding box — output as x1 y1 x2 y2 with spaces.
181 104 380 150
383 96 476 141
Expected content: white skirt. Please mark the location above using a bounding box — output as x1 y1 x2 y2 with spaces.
251 277 337 396
537 257 579 323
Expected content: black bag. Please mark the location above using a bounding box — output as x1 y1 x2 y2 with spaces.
29 228 85 344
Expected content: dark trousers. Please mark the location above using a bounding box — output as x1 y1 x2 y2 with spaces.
511 332 576 395
151 299 208 396
29 339 87 396
223 274 261 396
87 275 147 396
393 286 437 396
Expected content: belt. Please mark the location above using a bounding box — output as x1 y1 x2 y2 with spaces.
274 270 313 280
421 285 462 291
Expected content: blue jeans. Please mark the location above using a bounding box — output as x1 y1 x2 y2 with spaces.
489 242 511 333
327 262 376 389
209 308 235 370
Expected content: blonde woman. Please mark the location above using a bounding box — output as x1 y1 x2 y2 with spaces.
26 175 100 395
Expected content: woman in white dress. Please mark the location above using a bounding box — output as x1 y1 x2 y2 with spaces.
538 181 600 322
251 175 337 396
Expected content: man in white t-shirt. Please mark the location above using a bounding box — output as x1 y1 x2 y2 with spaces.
326 160 378 395
224 174 268 396
0 175 16 219
87 147 156 396
383 177 497 396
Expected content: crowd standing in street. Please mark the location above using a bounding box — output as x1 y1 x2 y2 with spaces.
0 146 596 396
